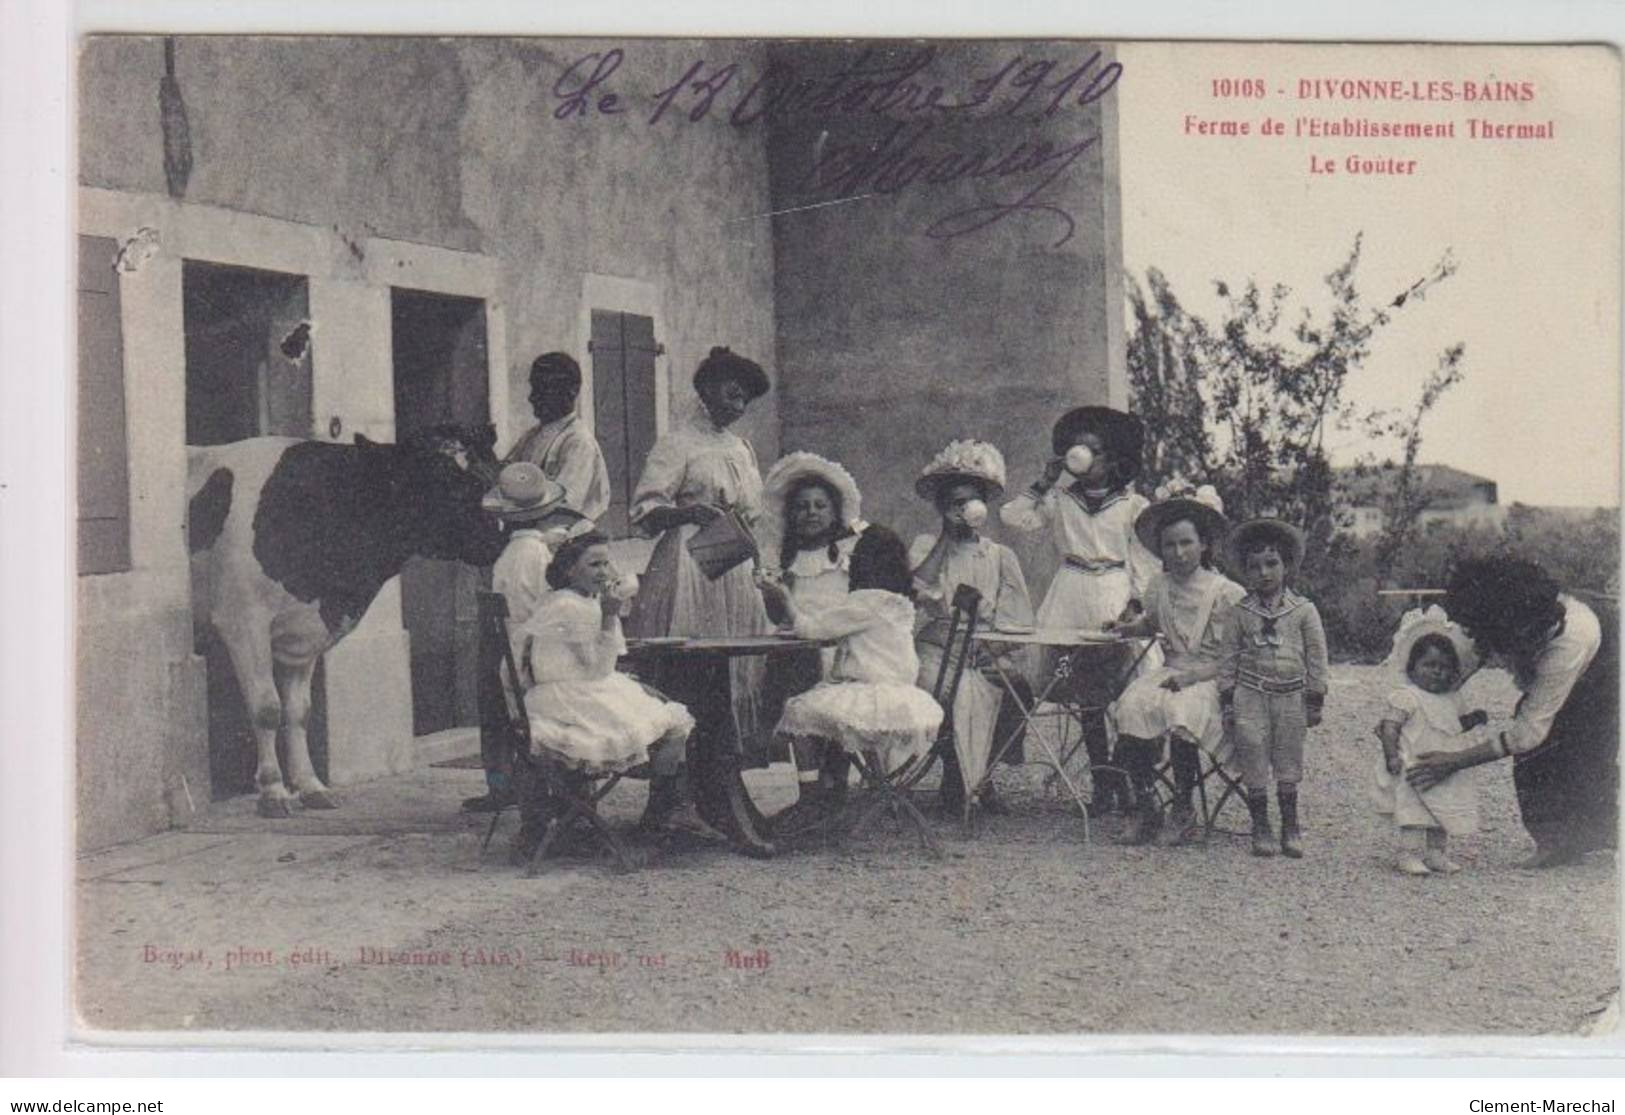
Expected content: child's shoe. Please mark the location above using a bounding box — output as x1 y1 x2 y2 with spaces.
1422 850 1462 874
1246 790 1275 858
1395 853 1432 876
1159 804 1204 846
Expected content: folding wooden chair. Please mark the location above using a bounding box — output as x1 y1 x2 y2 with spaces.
475 592 642 876
1040 634 1161 809
819 585 983 858
1149 736 1250 840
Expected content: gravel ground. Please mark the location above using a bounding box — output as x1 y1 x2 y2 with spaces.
75 664 1618 1038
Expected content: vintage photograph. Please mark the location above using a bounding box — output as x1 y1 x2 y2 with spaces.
70 34 1620 1039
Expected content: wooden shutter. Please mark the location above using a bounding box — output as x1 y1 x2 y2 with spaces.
590 309 660 538
77 235 131 575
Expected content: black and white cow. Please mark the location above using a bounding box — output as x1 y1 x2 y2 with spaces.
187 429 504 817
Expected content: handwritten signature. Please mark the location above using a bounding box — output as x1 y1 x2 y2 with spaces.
549 45 1122 245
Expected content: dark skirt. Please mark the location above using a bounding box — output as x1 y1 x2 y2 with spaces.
1512 597 1619 854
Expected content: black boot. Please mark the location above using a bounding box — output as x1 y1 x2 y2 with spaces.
637 774 680 833
1247 789 1276 857
1160 737 1202 846
1278 785 1302 859
1113 738 1162 845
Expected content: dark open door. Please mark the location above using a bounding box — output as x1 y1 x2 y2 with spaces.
182 259 326 797
590 310 659 537
391 288 489 736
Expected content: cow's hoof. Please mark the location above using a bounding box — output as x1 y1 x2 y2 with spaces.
257 795 294 819
299 788 340 811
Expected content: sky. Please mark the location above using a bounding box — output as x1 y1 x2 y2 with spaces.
1117 42 1621 508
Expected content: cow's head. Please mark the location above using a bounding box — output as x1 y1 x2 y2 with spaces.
402 423 501 485
358 432 507 567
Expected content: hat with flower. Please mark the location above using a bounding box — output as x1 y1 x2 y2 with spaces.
914 439 1007 502
1135 479 1229 553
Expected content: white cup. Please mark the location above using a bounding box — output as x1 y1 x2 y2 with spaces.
962 499 988 528
608 573 639 600
1065 445 1095 476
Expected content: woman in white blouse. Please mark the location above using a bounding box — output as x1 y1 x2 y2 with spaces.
624 347 775 848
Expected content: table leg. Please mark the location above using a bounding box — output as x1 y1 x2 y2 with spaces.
686 655 776 859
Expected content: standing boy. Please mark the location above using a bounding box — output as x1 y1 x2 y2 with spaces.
1217 518 1329 858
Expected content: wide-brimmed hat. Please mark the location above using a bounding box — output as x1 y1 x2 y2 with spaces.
481 462 571 523
1051 406 1144 479
1135 485 1228 553
1227 517 1306 571
693 346 770 402
1383 605 1480 686
914 439 1007 502
760 451 864 555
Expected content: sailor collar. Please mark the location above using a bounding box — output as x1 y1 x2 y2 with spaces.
1239 589 1307 621
1062 484 1130 516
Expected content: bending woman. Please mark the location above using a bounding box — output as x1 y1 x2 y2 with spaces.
1408 557 1617 869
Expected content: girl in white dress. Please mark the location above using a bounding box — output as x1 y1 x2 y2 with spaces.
910 440 1037 816
756 452 866 818
1108 486 1245 845
521 531 694 780
764 525 944 783
999 407 1161 814
1373 609 1486 876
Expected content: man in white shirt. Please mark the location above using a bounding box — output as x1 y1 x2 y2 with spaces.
503 352 611 528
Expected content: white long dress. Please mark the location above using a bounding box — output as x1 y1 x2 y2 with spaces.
1373 685 1481 836
521 591 694 773
1111 568 1245 759
624 406 773 758
776 590 944 762
909 533 1036 788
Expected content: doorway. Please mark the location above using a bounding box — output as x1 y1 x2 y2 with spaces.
182 259 327 798
390 288 490 737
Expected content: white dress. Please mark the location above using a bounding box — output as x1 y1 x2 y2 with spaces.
1373 685 1480 836
776 590 945 761
624 406 773 756
1112 568 1245 759
521 591 694 773
1000 486 1162 631
909 533 1036 788
782 534 859 675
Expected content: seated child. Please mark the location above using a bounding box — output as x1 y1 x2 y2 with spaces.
1217 517 1328 860
468 461 587 814
1373 608 1486 876
1107 485 1244 846
518 531 702 842
760 524 945 826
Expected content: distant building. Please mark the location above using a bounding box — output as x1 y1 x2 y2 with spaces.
1334 463 1507 538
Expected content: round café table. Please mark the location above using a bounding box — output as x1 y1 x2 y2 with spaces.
622 633 832 858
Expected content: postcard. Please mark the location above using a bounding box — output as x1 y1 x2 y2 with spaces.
66 31 1619 1046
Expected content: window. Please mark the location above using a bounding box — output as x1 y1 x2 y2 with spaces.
589 309 659 537
77 235 132 575
183 260 312 445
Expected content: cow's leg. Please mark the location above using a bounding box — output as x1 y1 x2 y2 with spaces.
273 656 337 810
217 618 294 818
